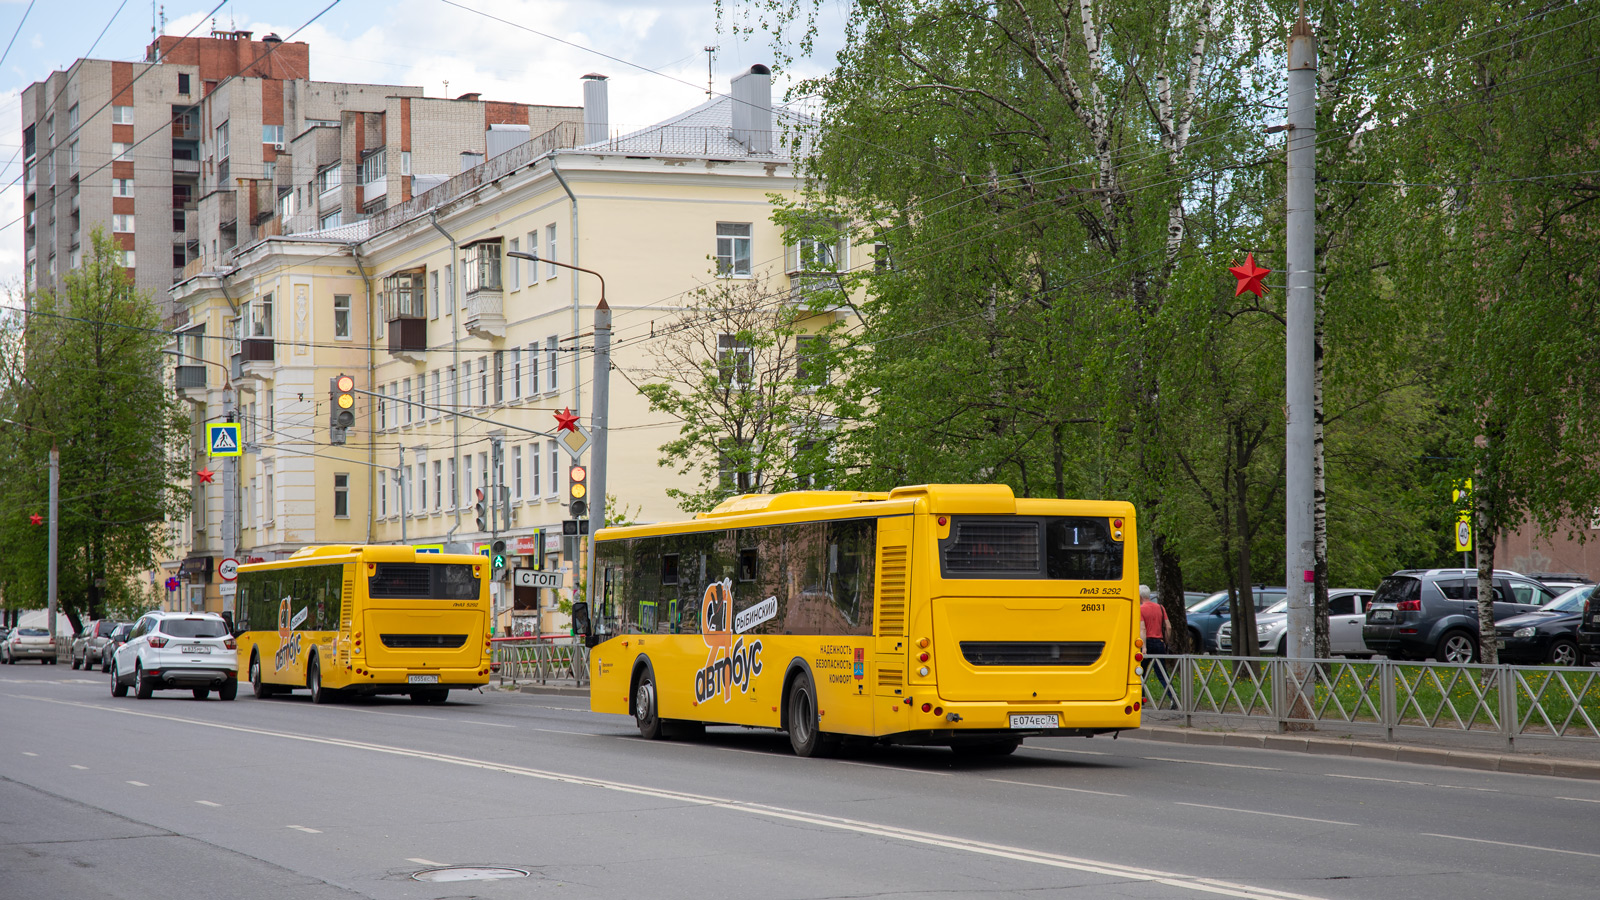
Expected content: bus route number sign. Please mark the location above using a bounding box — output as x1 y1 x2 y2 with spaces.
514 569 564 590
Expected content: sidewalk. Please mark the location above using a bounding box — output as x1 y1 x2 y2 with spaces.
498 679 1600 781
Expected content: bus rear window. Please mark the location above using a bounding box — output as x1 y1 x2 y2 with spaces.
369 563 480 600
941 517 1122 580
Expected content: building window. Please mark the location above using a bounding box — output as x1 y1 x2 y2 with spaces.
508 238 520 288
251 293 273 337
68 141 78 172
477 356 488 407
68 104 80 130
526 231 539 283
112 142 133 162
545 224 557 277
789 227 848 274
493 351 505 404
433 461 443 510
796 335 828 386
112 214 135 233
401 150 412 175
113 178 134 197
429 270 439 319
262 124 284 145
109 105 132 125
513 445 524 500
178 73 191 94
117 249 136 268
316 164 342 195
358 149 386 185
444 263 455 311
510 348 522 400
263 160 276 181
547 442 560 496
431 371 441 419
333 294 351 338
716 222 753 276
479 452 489 495
402 378 413 424
463 456 473 509
265 471 275 523
216 122 229 160
463 241 502 293
334 473 350 518
383 270 426 319
449 457 459 509
526 342 539 396
319 211 342 229
277 190 296 218
379 471 388 518
545 337 558 393
416 462 426 512
718 334 752 388
529 443 540 501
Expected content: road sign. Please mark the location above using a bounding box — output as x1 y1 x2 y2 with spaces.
557 423 591 460
514 568 564 590
218 558 239 581
206 422 242 456
164 576 180 592
219 583 237 597
1452 478 1473 553
413 544 443 554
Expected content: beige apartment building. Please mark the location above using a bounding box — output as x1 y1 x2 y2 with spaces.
166 68 851 632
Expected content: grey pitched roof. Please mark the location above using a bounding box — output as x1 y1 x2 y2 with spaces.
578 94 814 161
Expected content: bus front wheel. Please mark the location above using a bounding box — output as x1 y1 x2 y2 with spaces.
634 669 664 740
786 672 838 758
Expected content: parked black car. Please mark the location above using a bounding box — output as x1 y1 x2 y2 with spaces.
98 622 133 673
1363 569 1558 662
1576 588 1600 664
1496 585 1596 666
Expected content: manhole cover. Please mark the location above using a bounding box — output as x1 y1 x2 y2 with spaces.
412 866 530 883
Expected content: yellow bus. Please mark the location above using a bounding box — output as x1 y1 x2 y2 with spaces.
234 545 493 704
585 484 1143 757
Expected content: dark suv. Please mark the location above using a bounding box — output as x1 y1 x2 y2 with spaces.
1363 569 1559 662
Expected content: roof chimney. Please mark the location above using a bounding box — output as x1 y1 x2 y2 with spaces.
582 74 608 145
460 150 484 172
731 64 772 154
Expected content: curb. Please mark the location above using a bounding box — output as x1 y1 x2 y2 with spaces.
1125 726 1600 781
507 683 591 697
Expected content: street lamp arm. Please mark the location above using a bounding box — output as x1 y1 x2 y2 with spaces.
163 348 234 389
506 250 605 304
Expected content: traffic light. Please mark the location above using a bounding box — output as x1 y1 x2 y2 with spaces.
568 464 588 519
491 539 508 578
329 374 356 445
474 487 488 532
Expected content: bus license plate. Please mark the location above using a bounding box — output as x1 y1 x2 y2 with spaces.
1010 714 1059 729
408 674 439 684
182 645 211 654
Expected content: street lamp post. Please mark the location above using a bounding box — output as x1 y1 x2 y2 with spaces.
507 250 609 624
2 418 61 646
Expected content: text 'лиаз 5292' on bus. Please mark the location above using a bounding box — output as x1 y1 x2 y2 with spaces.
579 484 1143 757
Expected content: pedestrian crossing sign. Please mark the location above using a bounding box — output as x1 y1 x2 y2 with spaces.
206 422 242 457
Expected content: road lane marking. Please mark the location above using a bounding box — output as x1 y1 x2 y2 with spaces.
196 800 221 807
1175 803 1357 827
989 779 1127 797
30 696 1328 900
833 759 952 776
70 764 88 770
1327 773 1499 793
127 781 148 787
1025 747 1110 757
1422 833 1600 859
1557 796 1600 804
1143 756 1280 771
22 751 38 757
529 728 602 736
407 858 444 866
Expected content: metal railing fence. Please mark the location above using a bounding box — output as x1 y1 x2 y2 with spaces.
1142 654 1600 749
490 637 590 687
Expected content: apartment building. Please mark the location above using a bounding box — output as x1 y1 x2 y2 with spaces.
166 67 852 633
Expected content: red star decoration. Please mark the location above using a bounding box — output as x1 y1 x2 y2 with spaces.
1230 253 1272 297
553 407 580 433
28 513 42 526
197 468 216 484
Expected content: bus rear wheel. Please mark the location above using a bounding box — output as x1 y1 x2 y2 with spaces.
250 652 277 699
634 670 664 740
307 657 336 704
787 672 838 758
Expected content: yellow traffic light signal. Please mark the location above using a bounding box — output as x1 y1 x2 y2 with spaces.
330 374 356 444
569 465 588 518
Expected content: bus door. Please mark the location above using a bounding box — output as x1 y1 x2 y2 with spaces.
873 515 913 733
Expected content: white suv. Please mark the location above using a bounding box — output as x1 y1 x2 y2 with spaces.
111 612 238 700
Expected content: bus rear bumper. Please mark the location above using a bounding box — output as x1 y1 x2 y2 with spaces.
340 664 491 694
905 694 1144 735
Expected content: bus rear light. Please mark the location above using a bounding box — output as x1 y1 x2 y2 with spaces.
917 637 930 648
918 666 930 677
1125 705 1133 714
937 516 947 526
1133 701 1141 712
1134 638 1144 650
918 652 929 662
1113 518 1123 529
1134 653 1144 663
474 565 482 577
148 636 168 648
933 707 943 717
921 703 932 712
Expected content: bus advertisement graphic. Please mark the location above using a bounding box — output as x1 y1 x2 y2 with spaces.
274 596 305 672
694 579 764 705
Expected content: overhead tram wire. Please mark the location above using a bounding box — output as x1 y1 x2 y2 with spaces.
0 0 37 73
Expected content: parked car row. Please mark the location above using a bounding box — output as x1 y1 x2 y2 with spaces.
1216 589 1376 657
71 619 125 669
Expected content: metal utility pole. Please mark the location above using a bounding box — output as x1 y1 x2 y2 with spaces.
222 386 237 614
48 445 59 644
1284 9 1318 662
585 299 612 614
398 447 408 543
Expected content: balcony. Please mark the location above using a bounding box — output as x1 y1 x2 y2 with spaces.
175 364 207 397
464 289 504 340
173 158 200 176
237 337 274 381
387 318 427 362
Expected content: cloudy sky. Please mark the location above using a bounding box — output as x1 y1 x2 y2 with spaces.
0 0 849 292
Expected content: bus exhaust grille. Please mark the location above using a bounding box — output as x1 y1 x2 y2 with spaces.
877 545 908 636
380 634 468 649
877 667 903 689
960 641 1105 666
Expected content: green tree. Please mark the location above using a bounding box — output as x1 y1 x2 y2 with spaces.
0 229 189 631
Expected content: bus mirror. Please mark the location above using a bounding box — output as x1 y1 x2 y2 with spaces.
571 602 591 643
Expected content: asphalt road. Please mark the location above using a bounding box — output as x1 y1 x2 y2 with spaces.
3 662 1597 900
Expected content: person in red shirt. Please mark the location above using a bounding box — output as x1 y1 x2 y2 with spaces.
1139 584 1172 703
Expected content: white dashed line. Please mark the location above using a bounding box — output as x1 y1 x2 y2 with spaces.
1557 796 1600 804
127 781 148 787
22 751 38 757
1175 803 1357 827
70 764 88 770
196 800 221 807
1326 773 1499 792
1143 756 1280 771
1025 746 1110 757
1422 833 1600 859
286 825 322 834
989 779 1128 797
407 857 444 866
529 727 601 736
